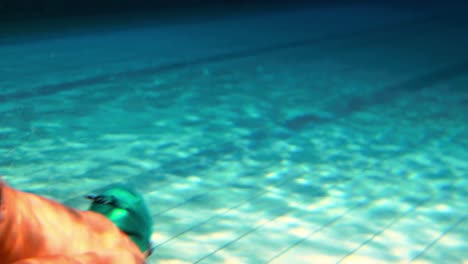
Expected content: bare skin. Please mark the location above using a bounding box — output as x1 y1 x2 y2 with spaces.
0 179 147 264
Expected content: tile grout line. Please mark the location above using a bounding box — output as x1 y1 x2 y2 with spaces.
193 208 292 264
409 214 467 262
336 199 429 263
264 201 368 264
149 171 289 218
151 172 297 251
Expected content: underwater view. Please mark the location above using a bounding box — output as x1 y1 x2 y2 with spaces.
0 1 467 263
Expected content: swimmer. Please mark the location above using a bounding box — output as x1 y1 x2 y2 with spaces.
0 178 153 264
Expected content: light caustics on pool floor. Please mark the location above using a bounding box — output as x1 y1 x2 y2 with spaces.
1 5 467 264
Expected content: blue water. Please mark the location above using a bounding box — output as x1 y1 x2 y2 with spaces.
1 4 467 264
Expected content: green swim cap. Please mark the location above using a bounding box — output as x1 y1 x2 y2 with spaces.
86 185 153 253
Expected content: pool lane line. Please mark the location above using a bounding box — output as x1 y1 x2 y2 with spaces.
192 208 292 264
332 60 468 119
408 214 467 262
0 14 441 103
336 199 429 263
265 201 368 264
61 53 468 206
4 15 460 195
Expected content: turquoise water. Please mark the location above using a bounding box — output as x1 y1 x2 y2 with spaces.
1 4 467 264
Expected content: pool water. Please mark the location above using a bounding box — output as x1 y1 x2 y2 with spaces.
0 3 467 264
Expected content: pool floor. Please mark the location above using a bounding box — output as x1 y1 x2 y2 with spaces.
0 3 467 264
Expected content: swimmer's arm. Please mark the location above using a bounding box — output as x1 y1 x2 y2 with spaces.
11 251 146 264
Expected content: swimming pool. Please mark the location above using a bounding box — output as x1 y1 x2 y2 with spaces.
1 3 466 263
